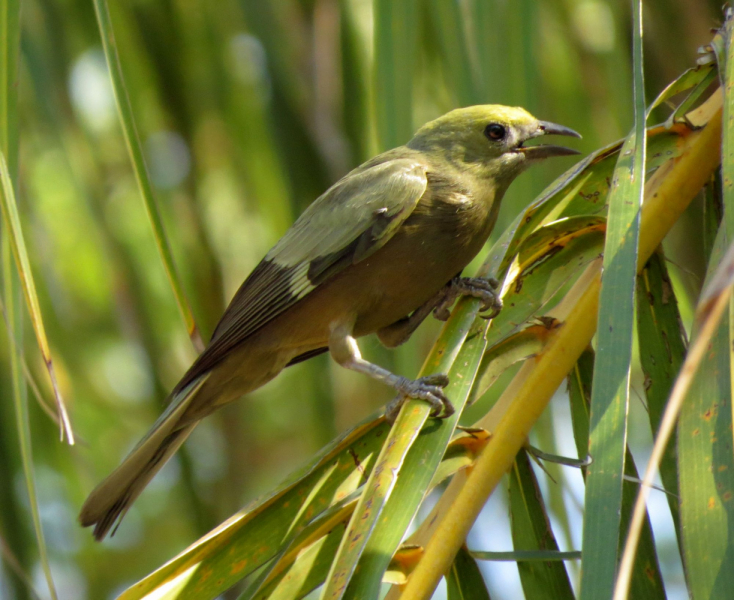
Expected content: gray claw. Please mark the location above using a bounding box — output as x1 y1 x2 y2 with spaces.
385 374 454 422
481 296 503 319
433 305 453 322
433 277 503 322
420 373 450 387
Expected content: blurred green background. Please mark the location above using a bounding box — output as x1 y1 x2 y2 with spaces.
0 0 721 598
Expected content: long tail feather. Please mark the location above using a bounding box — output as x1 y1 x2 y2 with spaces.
79 376 208 540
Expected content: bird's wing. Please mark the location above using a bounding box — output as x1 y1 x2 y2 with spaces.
176 158 428 389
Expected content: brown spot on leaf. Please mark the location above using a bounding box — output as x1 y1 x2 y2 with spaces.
643 374 652 391
231 560 248 574
348 447 364 473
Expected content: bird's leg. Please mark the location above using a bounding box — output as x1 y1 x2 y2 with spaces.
377 295 440 348
377 276 503 349
329 323 453 422
433 276 502 321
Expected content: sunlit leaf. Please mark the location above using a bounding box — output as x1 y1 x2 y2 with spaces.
0 152 73 444
581 1 647 594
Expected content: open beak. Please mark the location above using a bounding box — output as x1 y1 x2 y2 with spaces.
515 120 582 159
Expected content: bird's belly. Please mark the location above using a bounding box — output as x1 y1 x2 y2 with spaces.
353 247 476 335
364 209 492 330
306 225 487 341
255 204 493 360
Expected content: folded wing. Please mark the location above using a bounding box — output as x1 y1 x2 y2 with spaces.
175 158 429 391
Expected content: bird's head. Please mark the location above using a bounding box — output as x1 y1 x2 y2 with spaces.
407 105 581 183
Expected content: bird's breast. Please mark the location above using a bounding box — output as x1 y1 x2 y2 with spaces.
345 185 498 335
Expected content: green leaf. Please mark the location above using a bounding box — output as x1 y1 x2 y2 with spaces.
568 349 666 600
568 349 665 599
646 62 715 118
244 498 356 600
554 128 683 222
485 224 605 354
663 66 717 127
373 0 417 150
3 243 57 600
319 403 431 600
470 326 546 405
0 0 19 174
580 1 647 596
241 429 489 600
498 124 684 279
703 172 724 263
341 312 490 599
497 150 607 276
619 452 666 599
568 349 594 468
1 1 58 596
253 526 347 600
123 418 491 599
446 546 491 600
119 418 389 600
676 16 734 597
509 450 574 600
677 221 734 599
340 0 371 165
0 152 73 443
636 250 686 539
92 0 203 351
427 0 479 106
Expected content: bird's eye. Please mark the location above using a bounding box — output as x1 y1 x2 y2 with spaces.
484 123 507 141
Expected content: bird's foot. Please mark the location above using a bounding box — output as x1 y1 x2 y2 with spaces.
385 373 453 422
433 276 502 321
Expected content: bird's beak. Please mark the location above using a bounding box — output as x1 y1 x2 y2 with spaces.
537 121 582 139
514 120 582 159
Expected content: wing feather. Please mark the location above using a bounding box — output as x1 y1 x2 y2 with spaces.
175 158 428 390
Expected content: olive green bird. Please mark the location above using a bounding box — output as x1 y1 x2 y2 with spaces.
80 105 580 540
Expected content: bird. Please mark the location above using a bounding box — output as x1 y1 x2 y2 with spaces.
79 104 580 540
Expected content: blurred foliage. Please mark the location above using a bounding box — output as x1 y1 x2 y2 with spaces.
0 0 723 599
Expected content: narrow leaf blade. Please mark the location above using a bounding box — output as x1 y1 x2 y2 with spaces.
92 0 203 351
580 2 646 596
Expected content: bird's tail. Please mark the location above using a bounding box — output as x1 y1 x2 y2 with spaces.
79 376 208 540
